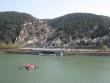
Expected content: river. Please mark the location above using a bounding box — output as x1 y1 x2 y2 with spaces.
0 53 110 83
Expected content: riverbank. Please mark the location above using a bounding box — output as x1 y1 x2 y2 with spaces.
66 49 110 54
1 48 110 56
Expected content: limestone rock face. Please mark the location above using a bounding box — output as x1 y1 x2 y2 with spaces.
15 21 56 47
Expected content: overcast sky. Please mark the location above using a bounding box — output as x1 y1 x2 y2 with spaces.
0 0 110 19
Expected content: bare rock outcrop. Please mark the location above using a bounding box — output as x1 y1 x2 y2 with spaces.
15 21 55 47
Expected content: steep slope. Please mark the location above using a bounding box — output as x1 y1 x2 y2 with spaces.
0 11 35 43
48 13 110 38
15 21 55 47
47 13 110 48
1 12 110 48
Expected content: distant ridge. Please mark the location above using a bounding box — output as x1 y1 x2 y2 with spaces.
0 11 110 48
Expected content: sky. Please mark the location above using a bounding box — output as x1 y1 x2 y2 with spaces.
0 0 110 19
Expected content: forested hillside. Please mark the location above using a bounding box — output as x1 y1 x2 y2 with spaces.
0 11 35 43
47 13 110 48
1 12 110 48
48 13 110 39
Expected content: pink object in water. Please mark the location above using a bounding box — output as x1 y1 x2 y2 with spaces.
23 64 39 70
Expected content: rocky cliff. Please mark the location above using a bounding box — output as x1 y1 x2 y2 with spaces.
1 12 110 48
15 21 56 47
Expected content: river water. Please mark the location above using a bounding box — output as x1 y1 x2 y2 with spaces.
0 53 110 83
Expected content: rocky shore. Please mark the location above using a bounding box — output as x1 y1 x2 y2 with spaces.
1 48 110 56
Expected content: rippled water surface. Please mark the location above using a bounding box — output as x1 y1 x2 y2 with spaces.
0 53 110 83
